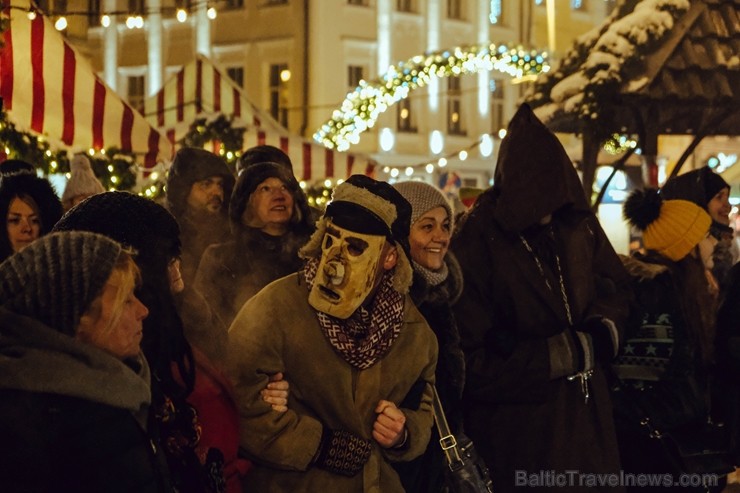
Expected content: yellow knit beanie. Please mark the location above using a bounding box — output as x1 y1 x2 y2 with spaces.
624 189 711 261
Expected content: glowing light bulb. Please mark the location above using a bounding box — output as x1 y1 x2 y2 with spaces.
54 17 68 31
207 7 216 19
101 14 110 27
176 9 187 22
27 10 36 20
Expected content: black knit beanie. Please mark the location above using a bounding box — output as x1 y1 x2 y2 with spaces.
165 147 235 218
0 231 122 336
53 191 181 267
661 166 730 209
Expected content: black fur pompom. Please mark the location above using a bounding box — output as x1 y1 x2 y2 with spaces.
623 188 663 230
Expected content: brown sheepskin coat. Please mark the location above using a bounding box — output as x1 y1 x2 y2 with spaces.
227 272 438 492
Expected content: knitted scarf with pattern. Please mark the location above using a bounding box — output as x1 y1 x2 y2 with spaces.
302 257 405 370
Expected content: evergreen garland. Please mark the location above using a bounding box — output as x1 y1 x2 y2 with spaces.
180 114 245 170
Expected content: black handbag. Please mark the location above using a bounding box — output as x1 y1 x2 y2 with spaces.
431 385 494 493
614 381 735 478
640 415 735 477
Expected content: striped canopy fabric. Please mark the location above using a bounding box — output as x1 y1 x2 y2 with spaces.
143 55 373 182
0 0 172 168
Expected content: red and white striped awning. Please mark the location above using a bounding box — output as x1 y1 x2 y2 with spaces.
143 55 373 182
0 0 172 167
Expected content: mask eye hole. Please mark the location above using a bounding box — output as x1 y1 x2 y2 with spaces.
346 237 369 257
323 234 334 250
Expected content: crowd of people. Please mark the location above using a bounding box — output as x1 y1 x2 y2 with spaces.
1 103 739 492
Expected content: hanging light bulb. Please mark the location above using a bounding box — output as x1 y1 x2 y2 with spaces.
405 167 414 176
27 10 36 20
425 163 435 174
54 16 68 31
176 8 187 22
101 14 110 27
207 7 217 19
125 16 136 28
135 15 144 28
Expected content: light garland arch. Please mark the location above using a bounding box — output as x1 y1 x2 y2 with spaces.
313 43 550 152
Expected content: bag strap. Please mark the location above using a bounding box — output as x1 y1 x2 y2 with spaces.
431 384 465 469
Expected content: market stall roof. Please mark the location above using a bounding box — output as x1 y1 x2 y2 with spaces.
525 0 740 137
143 55 374 182
0 0 172 167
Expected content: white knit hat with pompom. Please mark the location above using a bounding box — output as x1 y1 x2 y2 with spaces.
62 155 106 209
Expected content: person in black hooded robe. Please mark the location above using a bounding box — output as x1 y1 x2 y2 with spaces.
451 104 631 493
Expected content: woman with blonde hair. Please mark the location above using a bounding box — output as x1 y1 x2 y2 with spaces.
0 231 170 492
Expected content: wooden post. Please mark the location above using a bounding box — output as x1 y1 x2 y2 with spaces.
581 129 599 206
641 129 659 187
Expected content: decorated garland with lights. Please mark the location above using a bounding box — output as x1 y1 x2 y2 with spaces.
314 43 549 152
0 110 144 192
180 115 245 170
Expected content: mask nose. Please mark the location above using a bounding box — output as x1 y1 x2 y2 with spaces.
323 259 346 285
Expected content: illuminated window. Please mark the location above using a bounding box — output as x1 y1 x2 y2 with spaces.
87 0 100 26
490 78 505 135
447 78 465 136
347 65 365 90
397 99 417 133
227 67 244 88
128 0 144 13
127 75 145 113
270 63 289 127
226 0 244 9
397 0 414 12
447 0 463 20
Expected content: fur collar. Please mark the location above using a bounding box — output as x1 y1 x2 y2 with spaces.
619 253 670 282
410 252 464 306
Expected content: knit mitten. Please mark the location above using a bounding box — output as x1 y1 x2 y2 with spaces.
312 428 372 477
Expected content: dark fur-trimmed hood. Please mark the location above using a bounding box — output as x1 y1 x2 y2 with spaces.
165 147 235 219
0 173 63 261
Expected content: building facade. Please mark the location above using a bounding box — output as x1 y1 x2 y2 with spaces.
56 0 613 187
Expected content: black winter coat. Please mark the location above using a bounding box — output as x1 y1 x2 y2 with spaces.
0 389 171 493
395 253 466 493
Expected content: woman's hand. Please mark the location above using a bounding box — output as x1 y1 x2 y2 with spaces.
261 372 289 412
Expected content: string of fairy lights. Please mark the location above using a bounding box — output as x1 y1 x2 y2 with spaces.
14 1 218 31
314 43 550 152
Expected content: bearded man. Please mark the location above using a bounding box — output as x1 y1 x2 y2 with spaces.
227 175 438 492
165 147 235 286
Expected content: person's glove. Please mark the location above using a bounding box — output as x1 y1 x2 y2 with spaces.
573 317 619 369
312 428 372 477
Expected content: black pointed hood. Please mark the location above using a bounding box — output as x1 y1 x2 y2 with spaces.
490 104 589 232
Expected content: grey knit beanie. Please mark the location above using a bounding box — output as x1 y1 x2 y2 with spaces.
393 181 453 228
0 231 122 336
61 155 106 209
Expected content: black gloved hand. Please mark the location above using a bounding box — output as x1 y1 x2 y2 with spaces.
575 317 619 366
312 428 372 477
